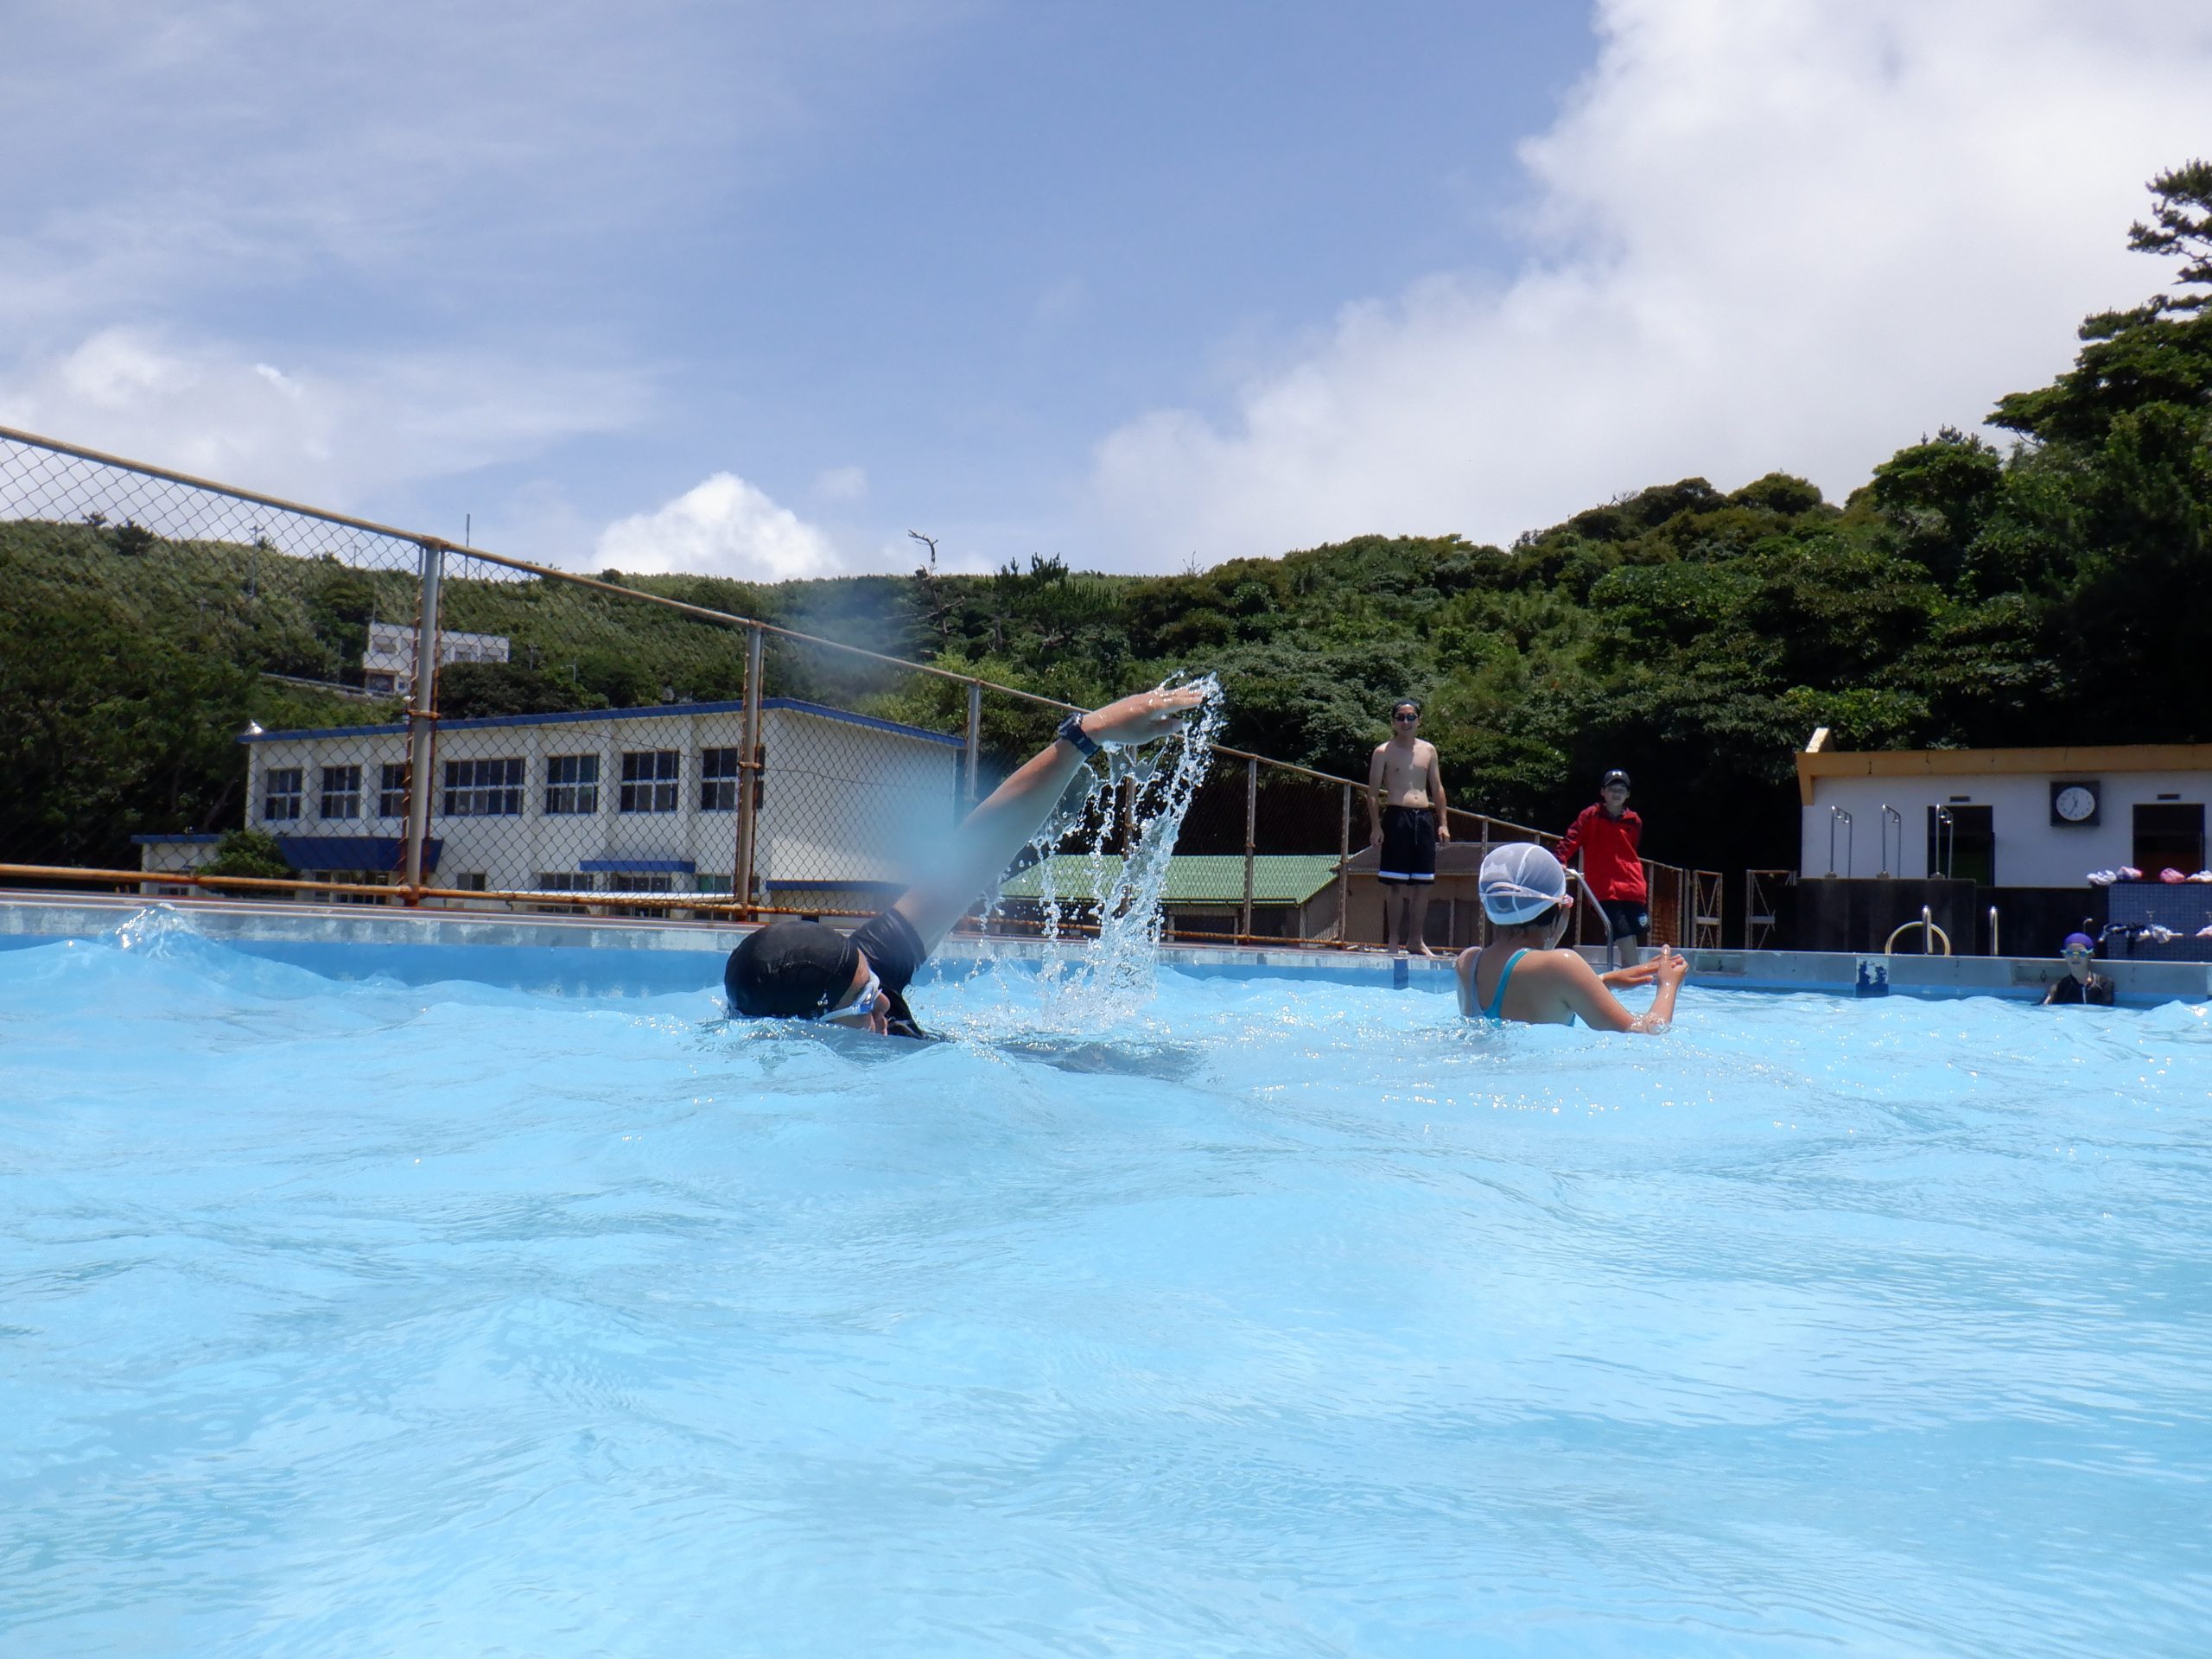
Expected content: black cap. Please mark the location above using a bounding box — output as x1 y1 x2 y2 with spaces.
724 919 860 1018
1601 769 1631 788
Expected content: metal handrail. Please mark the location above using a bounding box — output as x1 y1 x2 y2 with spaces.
1878 804 1902 878
1884 904 1952 957
1828 806 1853 877
1933 804 1955 880
1988 906 1999 957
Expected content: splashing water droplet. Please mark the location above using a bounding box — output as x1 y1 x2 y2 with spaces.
111 903 195 956
1012 673 1226 1026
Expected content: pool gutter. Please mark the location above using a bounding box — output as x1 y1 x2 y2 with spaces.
3 893 2205 1006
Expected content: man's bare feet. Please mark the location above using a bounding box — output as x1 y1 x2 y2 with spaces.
1413 943 1438 958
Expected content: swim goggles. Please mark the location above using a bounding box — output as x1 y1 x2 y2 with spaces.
816 965 882 1022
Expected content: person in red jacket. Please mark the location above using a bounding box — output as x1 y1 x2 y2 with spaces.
1555 768 1648 968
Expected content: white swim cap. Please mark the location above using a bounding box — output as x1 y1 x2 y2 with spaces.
1480 842 1568 925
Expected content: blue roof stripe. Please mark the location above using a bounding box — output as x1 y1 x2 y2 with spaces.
238 696 964 748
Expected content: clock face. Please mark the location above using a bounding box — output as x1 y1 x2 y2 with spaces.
2054 785 2097 823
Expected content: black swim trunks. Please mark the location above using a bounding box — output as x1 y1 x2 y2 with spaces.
1378 804 1437 884
849 906 930 1039
1599 898 1649 944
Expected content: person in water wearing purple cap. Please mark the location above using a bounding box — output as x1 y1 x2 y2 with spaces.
724 684 1208 1036
2043 931 2115 1007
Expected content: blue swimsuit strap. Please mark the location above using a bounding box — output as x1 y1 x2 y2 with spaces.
1483 949 1530 1022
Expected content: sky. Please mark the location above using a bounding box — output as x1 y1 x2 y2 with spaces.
3 1 2209 581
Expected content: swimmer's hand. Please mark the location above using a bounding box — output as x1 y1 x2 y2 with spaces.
1080 685 1209 747
1651 946 1688 988
1600 958 1662 989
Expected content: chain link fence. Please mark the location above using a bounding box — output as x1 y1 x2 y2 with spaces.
2 423 1701 951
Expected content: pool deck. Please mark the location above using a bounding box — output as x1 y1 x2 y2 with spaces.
3 892 2206 1006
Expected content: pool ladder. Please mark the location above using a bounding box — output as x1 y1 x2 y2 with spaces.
1884 904 1952 957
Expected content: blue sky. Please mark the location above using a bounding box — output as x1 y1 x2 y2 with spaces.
4 2 2209 579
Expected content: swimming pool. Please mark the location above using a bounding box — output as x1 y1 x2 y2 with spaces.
5 912 2209 1656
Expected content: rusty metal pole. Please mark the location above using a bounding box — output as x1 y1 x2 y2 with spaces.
963 679 982 815
1478 816 1493 946
400 541 444 903
734 624 765 920
1338 783 1351 944
1241 757 1257 940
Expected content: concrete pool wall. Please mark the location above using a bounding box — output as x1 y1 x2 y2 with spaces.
6 893 2208 1007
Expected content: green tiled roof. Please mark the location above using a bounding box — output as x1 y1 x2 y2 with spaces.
998 854 1341 906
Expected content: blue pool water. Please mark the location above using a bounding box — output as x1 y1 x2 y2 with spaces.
4 919 2210 1657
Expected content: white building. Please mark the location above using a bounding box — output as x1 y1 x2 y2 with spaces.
1796 740 2212 887
137 697 964 910
361 620 511 698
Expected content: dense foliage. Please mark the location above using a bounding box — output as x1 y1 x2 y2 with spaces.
4 166 2206 879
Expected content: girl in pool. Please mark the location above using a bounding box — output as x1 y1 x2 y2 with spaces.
1457 842 1688 1033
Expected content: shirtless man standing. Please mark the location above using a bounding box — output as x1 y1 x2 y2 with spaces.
1367 699 1451 955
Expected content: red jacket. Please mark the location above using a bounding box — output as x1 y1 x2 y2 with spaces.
1557 804 1646 901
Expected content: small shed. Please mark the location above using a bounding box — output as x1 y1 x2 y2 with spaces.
1336 842 1494 949
995 854 1344 941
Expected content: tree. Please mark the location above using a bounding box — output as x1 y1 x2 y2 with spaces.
2128 159 2212 314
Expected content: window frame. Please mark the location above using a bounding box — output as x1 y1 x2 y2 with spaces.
263 766 304 822
543 753 601 816
320 763 362 820
442 757 524 817
618 749 681 815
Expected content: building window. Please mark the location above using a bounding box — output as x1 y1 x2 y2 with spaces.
320 764 361 819
535 871 594 914
448 872 489 892
607 871 674 918
378 762 409 818
442 757 524 817
693 874 734 895
544 753 600 815
263 767 303 822
306 868 387 906
701 747 741 811
619 750 680 814
2133 802 2205 876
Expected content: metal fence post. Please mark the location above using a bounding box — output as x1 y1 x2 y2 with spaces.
1241 757 1257 940
734 624 765 920
401 541 444 901
963 680 982 815
1478 817 1493 947
1338 783 1351 944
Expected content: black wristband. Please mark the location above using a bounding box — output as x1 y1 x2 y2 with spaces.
1055 712 1100 757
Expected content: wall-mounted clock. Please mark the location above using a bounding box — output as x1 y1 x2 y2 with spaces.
2050 780 2101 826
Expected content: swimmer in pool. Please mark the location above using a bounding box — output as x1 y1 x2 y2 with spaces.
1456 842 1687 1033
723 684 1208 1037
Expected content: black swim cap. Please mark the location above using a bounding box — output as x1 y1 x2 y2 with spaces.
724 918 861 1018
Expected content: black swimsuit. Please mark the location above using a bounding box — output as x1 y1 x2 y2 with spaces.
848 907 931 1039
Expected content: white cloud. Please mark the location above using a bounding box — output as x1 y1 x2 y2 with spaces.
1084 0 2212 563
0 326 647 510
813 464 870 502
596 474 840 581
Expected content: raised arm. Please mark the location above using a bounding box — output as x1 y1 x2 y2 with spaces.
892 686 1208 951
1555 945 1686 1033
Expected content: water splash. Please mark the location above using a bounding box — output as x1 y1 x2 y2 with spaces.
109 903 198 957
1020 673 1226 1024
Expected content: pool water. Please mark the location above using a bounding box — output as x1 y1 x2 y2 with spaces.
4 919 2209 1656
